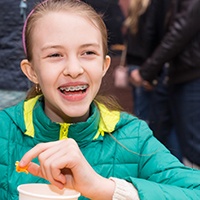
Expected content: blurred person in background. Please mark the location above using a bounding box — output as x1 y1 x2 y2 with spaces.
132 0 200 169
124 0 169 122
82 0 125 47
124 0 182 161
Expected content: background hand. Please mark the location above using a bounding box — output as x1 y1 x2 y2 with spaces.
129 69 143 87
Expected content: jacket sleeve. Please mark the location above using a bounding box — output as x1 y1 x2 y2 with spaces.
139 0 200 84
126 120 200 199
144 0 168 55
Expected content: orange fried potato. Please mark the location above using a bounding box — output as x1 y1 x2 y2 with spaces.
15 161 29 174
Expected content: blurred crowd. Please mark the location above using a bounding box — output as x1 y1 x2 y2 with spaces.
0 0 200 169
123 0 200 169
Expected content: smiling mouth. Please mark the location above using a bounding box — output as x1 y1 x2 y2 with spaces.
59 84 88 94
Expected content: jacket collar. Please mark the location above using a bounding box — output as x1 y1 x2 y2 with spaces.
23 95 120 146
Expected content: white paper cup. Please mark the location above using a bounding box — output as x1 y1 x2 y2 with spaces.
17 183 80 200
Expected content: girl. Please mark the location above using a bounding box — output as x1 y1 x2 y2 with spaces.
0 0 199 199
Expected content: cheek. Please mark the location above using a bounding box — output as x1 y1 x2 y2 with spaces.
88 66 104 83
90 71 104 96
88 59 105 77
35 68 57 87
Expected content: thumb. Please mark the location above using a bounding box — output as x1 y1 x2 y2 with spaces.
27 162 43 177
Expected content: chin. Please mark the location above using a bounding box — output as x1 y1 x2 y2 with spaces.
62 107 90 122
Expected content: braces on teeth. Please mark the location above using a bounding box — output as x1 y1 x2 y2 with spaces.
60 85 87 92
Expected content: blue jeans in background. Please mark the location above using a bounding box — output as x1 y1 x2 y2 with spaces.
129 65 152 123
149 69 182 161
169 78 200 166
132 85 152 123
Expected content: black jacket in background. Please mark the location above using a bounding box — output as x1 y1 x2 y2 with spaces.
82 0 125 46
0 0 38 91
126 0 171 67
140 0 200 85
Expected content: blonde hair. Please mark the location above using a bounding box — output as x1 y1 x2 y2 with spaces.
124 0 150 34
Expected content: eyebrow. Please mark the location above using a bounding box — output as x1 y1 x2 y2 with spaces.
41 43 101 51
80 43 100 49
41 45 63 51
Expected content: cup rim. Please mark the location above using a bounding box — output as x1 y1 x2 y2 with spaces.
17 183 80 199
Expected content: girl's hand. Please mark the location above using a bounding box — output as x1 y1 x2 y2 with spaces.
19 139 115 200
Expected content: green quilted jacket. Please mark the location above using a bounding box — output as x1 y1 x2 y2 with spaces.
0 96 200 200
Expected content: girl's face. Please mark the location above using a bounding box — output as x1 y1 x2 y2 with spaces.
22 12 110 123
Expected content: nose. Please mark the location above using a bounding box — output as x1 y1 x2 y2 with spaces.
63 55 84 78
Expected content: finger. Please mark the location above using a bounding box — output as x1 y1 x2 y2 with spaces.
42 149 68 184
37 144 63 181
50 157 72 184
35 140 70 184
55 170 66 184
143 81 153 90
27 161 66 189
27 162 43 177
19 141 60 167
52 180 65 190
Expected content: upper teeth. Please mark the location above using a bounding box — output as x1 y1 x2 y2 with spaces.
60 85 88 92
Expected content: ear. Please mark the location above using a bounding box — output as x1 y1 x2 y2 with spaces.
20 59 39 84
102 55 111 77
